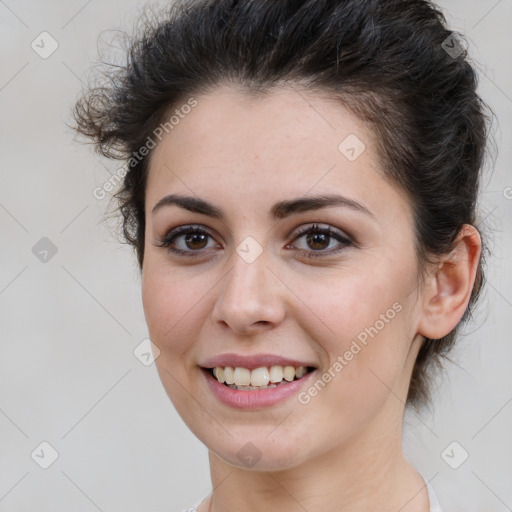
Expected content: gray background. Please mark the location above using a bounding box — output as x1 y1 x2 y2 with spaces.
0 1 510 511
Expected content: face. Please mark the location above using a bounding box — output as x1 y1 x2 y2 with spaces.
141 85 425 471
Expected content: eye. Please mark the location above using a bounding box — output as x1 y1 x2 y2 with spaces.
155 225 220 256
155 223 353 259
287 223 353 259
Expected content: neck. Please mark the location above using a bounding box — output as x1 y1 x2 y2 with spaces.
199 411 430 512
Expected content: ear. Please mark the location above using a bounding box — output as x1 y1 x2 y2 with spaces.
417 224 482 340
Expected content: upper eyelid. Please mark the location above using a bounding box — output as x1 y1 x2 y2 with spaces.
292 223 352 241
162 222 349 238
159 223 353 249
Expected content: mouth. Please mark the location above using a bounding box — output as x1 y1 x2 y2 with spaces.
201 365 317 391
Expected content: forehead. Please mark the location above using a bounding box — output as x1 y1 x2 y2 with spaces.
150 84 374 165
145 85 408 225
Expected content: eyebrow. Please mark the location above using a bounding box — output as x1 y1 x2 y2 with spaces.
151 193 375 219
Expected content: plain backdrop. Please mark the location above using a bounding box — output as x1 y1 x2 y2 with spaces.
0 1 511 511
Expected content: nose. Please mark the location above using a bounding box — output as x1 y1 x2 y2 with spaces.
211 248 286 336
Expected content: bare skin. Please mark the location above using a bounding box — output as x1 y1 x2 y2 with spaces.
141 85 481 512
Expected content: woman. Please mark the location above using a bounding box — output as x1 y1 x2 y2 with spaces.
72 0 492 510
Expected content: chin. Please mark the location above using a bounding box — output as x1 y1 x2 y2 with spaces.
202 429 317 472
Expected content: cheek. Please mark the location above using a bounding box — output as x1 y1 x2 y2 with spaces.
141 259 208 356
303 268 405 342
310 264 417 386
141 259 210 418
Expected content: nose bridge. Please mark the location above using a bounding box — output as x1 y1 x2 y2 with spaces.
212 242 285 333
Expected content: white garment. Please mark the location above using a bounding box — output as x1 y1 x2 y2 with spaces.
182 475 443 512
423 473 443 512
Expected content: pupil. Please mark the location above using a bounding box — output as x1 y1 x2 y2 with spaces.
307 233 328 250
186 233 207 250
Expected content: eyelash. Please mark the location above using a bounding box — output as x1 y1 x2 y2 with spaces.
155 223 353 259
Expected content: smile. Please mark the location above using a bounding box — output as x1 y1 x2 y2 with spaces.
209 365 314 389
201 365 318 409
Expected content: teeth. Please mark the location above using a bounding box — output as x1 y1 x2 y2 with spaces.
251 367 270 386
223 366 235 385
233 367 251 386
295 366 307 378
283 365 296 381
210 365 310 387
213 367 225 383
269 365 283 383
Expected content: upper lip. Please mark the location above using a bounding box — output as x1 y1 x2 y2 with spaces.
200 353 317 370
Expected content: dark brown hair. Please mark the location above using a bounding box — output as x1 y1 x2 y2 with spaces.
72 0 494 411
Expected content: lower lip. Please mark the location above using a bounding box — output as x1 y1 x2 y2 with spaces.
201 367 317 410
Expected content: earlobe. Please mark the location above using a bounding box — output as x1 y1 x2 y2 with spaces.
418 224 482 340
